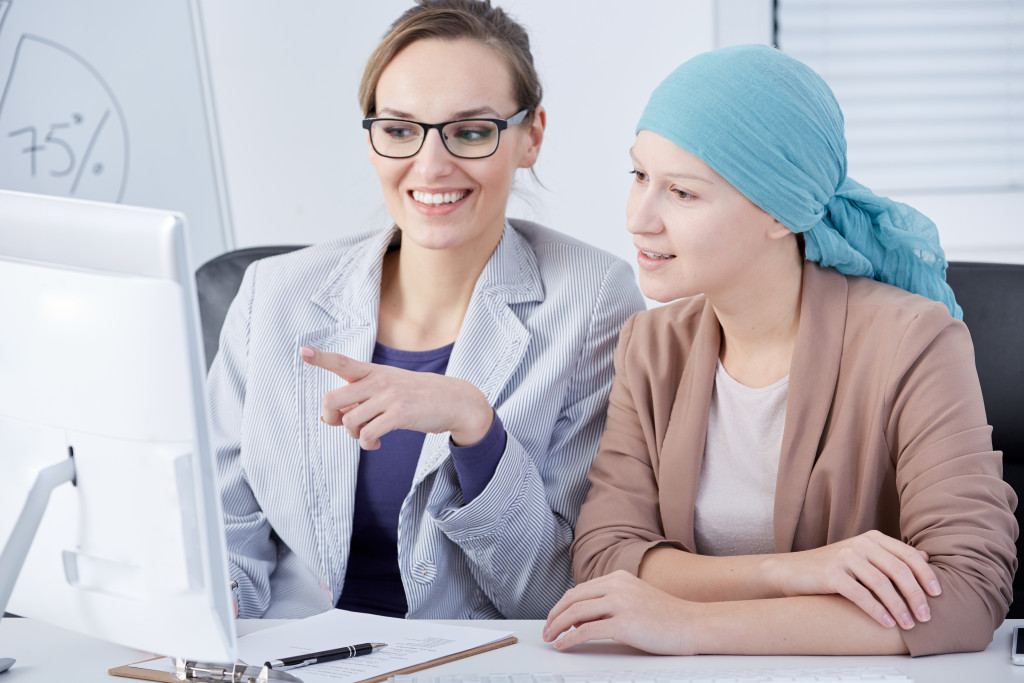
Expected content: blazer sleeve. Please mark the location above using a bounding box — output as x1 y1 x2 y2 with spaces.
207 262 278 618
570 313 684 583
428 258 645 618
887 304 1018 655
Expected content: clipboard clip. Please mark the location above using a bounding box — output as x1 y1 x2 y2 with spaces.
174 658 303 683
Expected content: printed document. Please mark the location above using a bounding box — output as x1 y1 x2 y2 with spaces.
132 609 515 683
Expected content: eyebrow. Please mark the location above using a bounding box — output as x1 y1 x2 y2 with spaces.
629 148 715 185
376 106 502 120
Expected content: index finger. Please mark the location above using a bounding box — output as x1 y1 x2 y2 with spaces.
881 537 941 597
299 346 372 382
544 575 616 636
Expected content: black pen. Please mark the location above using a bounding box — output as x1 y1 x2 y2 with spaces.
265 642 387 671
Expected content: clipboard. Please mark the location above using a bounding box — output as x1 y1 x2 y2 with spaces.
109 612 518 683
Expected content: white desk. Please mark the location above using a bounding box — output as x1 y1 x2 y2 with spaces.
2 617 1022 682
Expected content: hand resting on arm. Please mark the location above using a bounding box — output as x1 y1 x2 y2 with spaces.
640 529 939 630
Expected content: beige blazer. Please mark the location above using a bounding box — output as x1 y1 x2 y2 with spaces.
572 261 1017 656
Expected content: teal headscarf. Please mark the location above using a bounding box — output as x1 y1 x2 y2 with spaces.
636 44 962 319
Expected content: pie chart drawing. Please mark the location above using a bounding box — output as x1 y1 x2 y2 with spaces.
0 33 129 202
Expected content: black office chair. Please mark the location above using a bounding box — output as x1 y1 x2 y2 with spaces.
945 261 1024 617
194 245 306 370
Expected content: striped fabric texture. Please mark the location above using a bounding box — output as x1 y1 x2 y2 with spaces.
207 219 645 619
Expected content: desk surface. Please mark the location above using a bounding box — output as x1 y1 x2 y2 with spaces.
2 617 1022 682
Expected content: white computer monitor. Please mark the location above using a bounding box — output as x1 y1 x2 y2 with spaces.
0 190 237 665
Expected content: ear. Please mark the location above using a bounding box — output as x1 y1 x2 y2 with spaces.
517 105 546 169
765 218 793 241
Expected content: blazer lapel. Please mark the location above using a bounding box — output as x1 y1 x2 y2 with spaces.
412 222 543 486
294 228 394 593
659 300 721 551
773 262 848 551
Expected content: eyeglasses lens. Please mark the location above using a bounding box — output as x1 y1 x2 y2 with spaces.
372 121 423 156
441 121 499 158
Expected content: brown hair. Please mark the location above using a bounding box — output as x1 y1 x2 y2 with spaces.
358 0 542 120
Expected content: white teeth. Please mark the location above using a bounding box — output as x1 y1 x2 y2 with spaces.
412 190 467 205
642 250 673 260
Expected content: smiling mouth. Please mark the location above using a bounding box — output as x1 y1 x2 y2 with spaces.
641 249 674 260
411 190 469 206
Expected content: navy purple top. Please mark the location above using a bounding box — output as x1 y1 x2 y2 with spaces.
335 341 506 617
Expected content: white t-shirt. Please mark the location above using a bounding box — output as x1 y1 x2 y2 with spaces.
694 360 789 556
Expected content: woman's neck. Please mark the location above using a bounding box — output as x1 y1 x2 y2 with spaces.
712 253 804 388
376 233 497 351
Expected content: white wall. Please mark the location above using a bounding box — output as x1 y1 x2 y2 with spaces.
198 0 1022 268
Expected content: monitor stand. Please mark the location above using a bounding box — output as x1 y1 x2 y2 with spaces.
0 453 295 682
0 455 76 674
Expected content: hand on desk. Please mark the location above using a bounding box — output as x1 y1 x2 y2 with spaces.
300 346 494 450
543 571 699 654
762 530 939 630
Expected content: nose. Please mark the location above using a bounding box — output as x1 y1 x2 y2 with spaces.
415 128 455 180
625 182 663 236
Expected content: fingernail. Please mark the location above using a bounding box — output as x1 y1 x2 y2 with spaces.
300 346 314 359
900 613 915 629
929 580 941 596
882 614 896 628
917 605 931 622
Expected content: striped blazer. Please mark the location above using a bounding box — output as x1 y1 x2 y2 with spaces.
208 219 645 619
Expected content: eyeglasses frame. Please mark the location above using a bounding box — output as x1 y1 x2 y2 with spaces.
361 109 530 160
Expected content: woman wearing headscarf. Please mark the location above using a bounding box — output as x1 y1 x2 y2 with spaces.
543 45 1016 657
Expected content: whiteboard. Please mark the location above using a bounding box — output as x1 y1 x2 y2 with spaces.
0 0 231 268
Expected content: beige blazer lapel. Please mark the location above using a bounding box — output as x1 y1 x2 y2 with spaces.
659 300 721 551
773 262 848 551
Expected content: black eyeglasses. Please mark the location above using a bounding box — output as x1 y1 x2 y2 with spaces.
362 109 529 159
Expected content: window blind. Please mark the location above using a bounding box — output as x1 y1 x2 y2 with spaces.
776 0 1024 194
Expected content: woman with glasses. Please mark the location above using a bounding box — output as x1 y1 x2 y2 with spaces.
543 45 1016 656
209 0 644 620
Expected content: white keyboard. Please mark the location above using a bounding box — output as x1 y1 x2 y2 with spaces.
391 667 913 682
